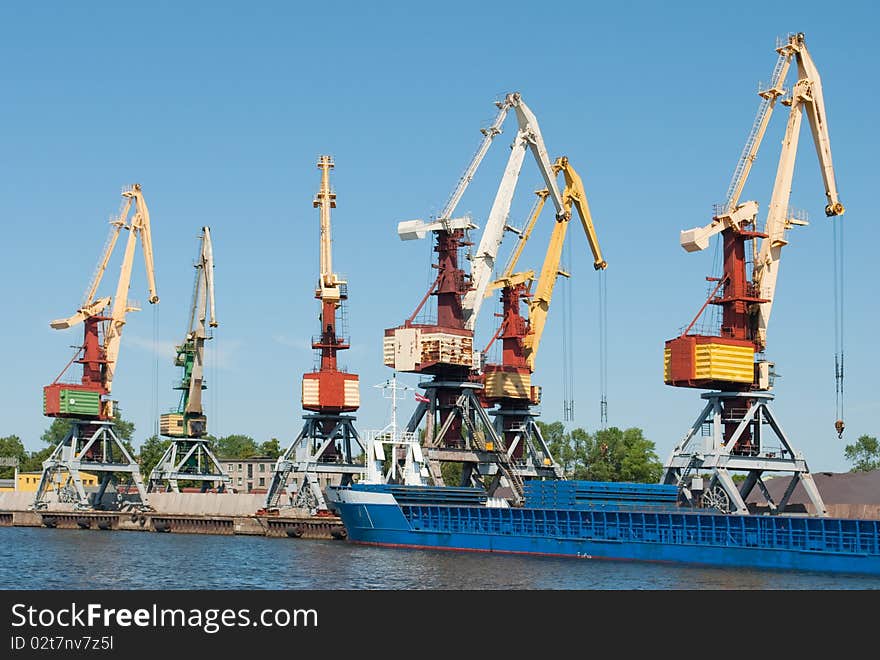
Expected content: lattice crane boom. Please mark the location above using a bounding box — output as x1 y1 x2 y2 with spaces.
103 185 159 399
461 92 568 331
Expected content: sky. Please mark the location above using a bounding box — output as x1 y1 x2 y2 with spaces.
0 1 877 474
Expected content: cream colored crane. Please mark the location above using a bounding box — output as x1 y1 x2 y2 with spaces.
36 184 158 511
49 184 159 418
679 32 843 353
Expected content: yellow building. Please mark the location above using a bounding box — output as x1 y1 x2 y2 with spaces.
0 471 98 492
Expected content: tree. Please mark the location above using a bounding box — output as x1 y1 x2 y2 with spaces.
538 421 576 475
20 446 53 473
0 435 27 478
259 438 282 459
41 418 75 446
844 435 880 472
41 416 135 446
440 461 463 487
537 421 663 483
579 427 663 483
138 435 172 477
215 434 258 459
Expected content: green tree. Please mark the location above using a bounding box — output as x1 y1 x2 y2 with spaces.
138 435 172 477
259 438 282 459
0 435 27 478
580 427 663 483
539 421 576 475
440 461 463 487
41 418 75 446
20 446 53 473
216 434 258 459
41 416 135 448
844 435 880 472
537 421 663 484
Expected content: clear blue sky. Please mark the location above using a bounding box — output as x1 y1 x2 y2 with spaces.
1 1 877 474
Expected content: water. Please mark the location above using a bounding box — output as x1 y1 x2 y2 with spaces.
2 527 879 590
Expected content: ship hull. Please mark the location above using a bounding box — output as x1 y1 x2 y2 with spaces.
328 485 880 576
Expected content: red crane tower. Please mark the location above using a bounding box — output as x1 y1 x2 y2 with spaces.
264 156 364 513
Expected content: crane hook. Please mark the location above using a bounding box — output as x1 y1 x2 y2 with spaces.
834 419 845 439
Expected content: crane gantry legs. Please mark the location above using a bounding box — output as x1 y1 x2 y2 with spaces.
33 421 149 511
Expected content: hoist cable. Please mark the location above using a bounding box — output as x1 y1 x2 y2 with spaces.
832 215 845 438
152 303 160 440
598 269 608 428
568 257 575 421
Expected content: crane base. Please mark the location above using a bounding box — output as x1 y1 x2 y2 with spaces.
661 391 827 516
147 438 230 493
32 420 150 512
264 414 365 513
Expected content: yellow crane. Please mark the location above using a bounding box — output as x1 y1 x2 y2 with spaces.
485 156 606 372
480 156 606 472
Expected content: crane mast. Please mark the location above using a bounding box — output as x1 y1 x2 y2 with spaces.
36 184 159 511
263 156 364 513
661 33 843 517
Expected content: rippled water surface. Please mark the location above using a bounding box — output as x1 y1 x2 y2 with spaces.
1 527 878 590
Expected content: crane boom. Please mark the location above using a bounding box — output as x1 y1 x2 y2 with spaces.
315 155 340 294
522 157 606 369
753 34 844 351
102 184 159 403
723 42 795 212
438 98 512 223
497 190 550 282
83 214 127 308
183 227 217 418
461 93 567 330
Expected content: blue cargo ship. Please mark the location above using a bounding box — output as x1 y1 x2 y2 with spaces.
326 480 880 576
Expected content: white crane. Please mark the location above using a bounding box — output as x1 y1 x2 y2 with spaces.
397 92 569 332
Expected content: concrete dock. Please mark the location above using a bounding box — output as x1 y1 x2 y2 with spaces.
0 491 347 540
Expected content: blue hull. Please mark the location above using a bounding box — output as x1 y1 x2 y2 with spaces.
330 485 880 576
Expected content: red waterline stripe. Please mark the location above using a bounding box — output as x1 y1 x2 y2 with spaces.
348 539 686 567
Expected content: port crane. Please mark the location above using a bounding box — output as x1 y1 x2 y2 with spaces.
148 226 229 493
263 156 364 513
662 33 844 516
35 184 159 510
384 92 569 503
481 156 606 474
